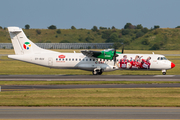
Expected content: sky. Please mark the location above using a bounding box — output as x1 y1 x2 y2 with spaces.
1 0 180 29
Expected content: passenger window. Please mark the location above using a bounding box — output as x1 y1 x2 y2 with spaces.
82 59 84 61
62 59 64 61
90 59 91 61
69 58 71 61
93 59 95 61
56 58 58 61
76 58 77 61
161 57 163 60
59 58 61 61
66 58 68 61
72 59 74 61
79 59 81 61
86 59 88 61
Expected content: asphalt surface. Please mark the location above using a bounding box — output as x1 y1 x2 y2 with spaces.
0 75 180 81
1 75 180 90
0 107 180 119
1 84 180 90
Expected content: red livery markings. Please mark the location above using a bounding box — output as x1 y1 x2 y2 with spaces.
58 55 65 58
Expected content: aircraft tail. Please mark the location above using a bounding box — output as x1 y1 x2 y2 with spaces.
8 27 48 55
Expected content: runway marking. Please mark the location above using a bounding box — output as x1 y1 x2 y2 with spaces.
154 75 175 77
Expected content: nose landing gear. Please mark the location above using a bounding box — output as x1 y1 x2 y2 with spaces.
162 70 166 75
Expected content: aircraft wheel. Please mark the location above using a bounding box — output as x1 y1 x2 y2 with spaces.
97 71 102 75
162 72 166 75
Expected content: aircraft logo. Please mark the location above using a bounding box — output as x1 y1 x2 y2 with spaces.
23 42 31 50
58 55 65 58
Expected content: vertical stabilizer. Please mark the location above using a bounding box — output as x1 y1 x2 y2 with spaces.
8 27 46 55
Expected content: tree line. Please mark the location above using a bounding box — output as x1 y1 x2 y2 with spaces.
1 23 180 30
1 23 180 50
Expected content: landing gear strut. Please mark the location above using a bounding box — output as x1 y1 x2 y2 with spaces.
92 69 103 75
92 71 97 75
162 70 166 75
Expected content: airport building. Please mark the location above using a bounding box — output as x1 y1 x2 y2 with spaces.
0 43 114 49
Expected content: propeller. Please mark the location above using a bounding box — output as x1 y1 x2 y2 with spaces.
122 45 124 54
113 49 119 66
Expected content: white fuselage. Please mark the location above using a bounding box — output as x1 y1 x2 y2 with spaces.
8 52 173 72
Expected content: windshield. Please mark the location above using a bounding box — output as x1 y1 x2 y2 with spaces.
157 57 167 60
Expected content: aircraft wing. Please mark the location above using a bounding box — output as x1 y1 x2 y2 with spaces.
81 50 102 58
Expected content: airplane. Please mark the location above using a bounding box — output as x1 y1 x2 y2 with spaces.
7 27 175 75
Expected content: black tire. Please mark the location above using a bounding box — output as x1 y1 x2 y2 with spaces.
97 69 103 75
162 72 166 75
97 71 102 75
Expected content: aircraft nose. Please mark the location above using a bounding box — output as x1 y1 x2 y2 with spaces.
171 62 175 68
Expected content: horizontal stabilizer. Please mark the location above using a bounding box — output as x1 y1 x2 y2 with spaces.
8 27 22 33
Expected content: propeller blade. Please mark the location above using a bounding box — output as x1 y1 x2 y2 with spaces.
113 49 117 66
104 50 105 58
114 49 116 56
122 46 124 54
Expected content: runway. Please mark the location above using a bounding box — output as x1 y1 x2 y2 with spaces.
1 84 180 91
1 75 180 90
0 107 180 119
0 75 180 81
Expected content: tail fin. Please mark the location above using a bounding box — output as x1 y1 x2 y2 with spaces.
8 27 46 55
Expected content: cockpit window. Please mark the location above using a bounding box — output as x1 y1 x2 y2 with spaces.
157 57 167 60
163 57 167 60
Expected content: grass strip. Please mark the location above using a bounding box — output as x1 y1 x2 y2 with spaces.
0 81 180 85
0 88 180 107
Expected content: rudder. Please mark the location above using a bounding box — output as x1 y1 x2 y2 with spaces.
8 27 43 55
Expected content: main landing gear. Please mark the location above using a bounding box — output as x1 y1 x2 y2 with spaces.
92 68 103 75
162 69 166 75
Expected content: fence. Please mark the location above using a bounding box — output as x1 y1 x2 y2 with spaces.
0 43 114 49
